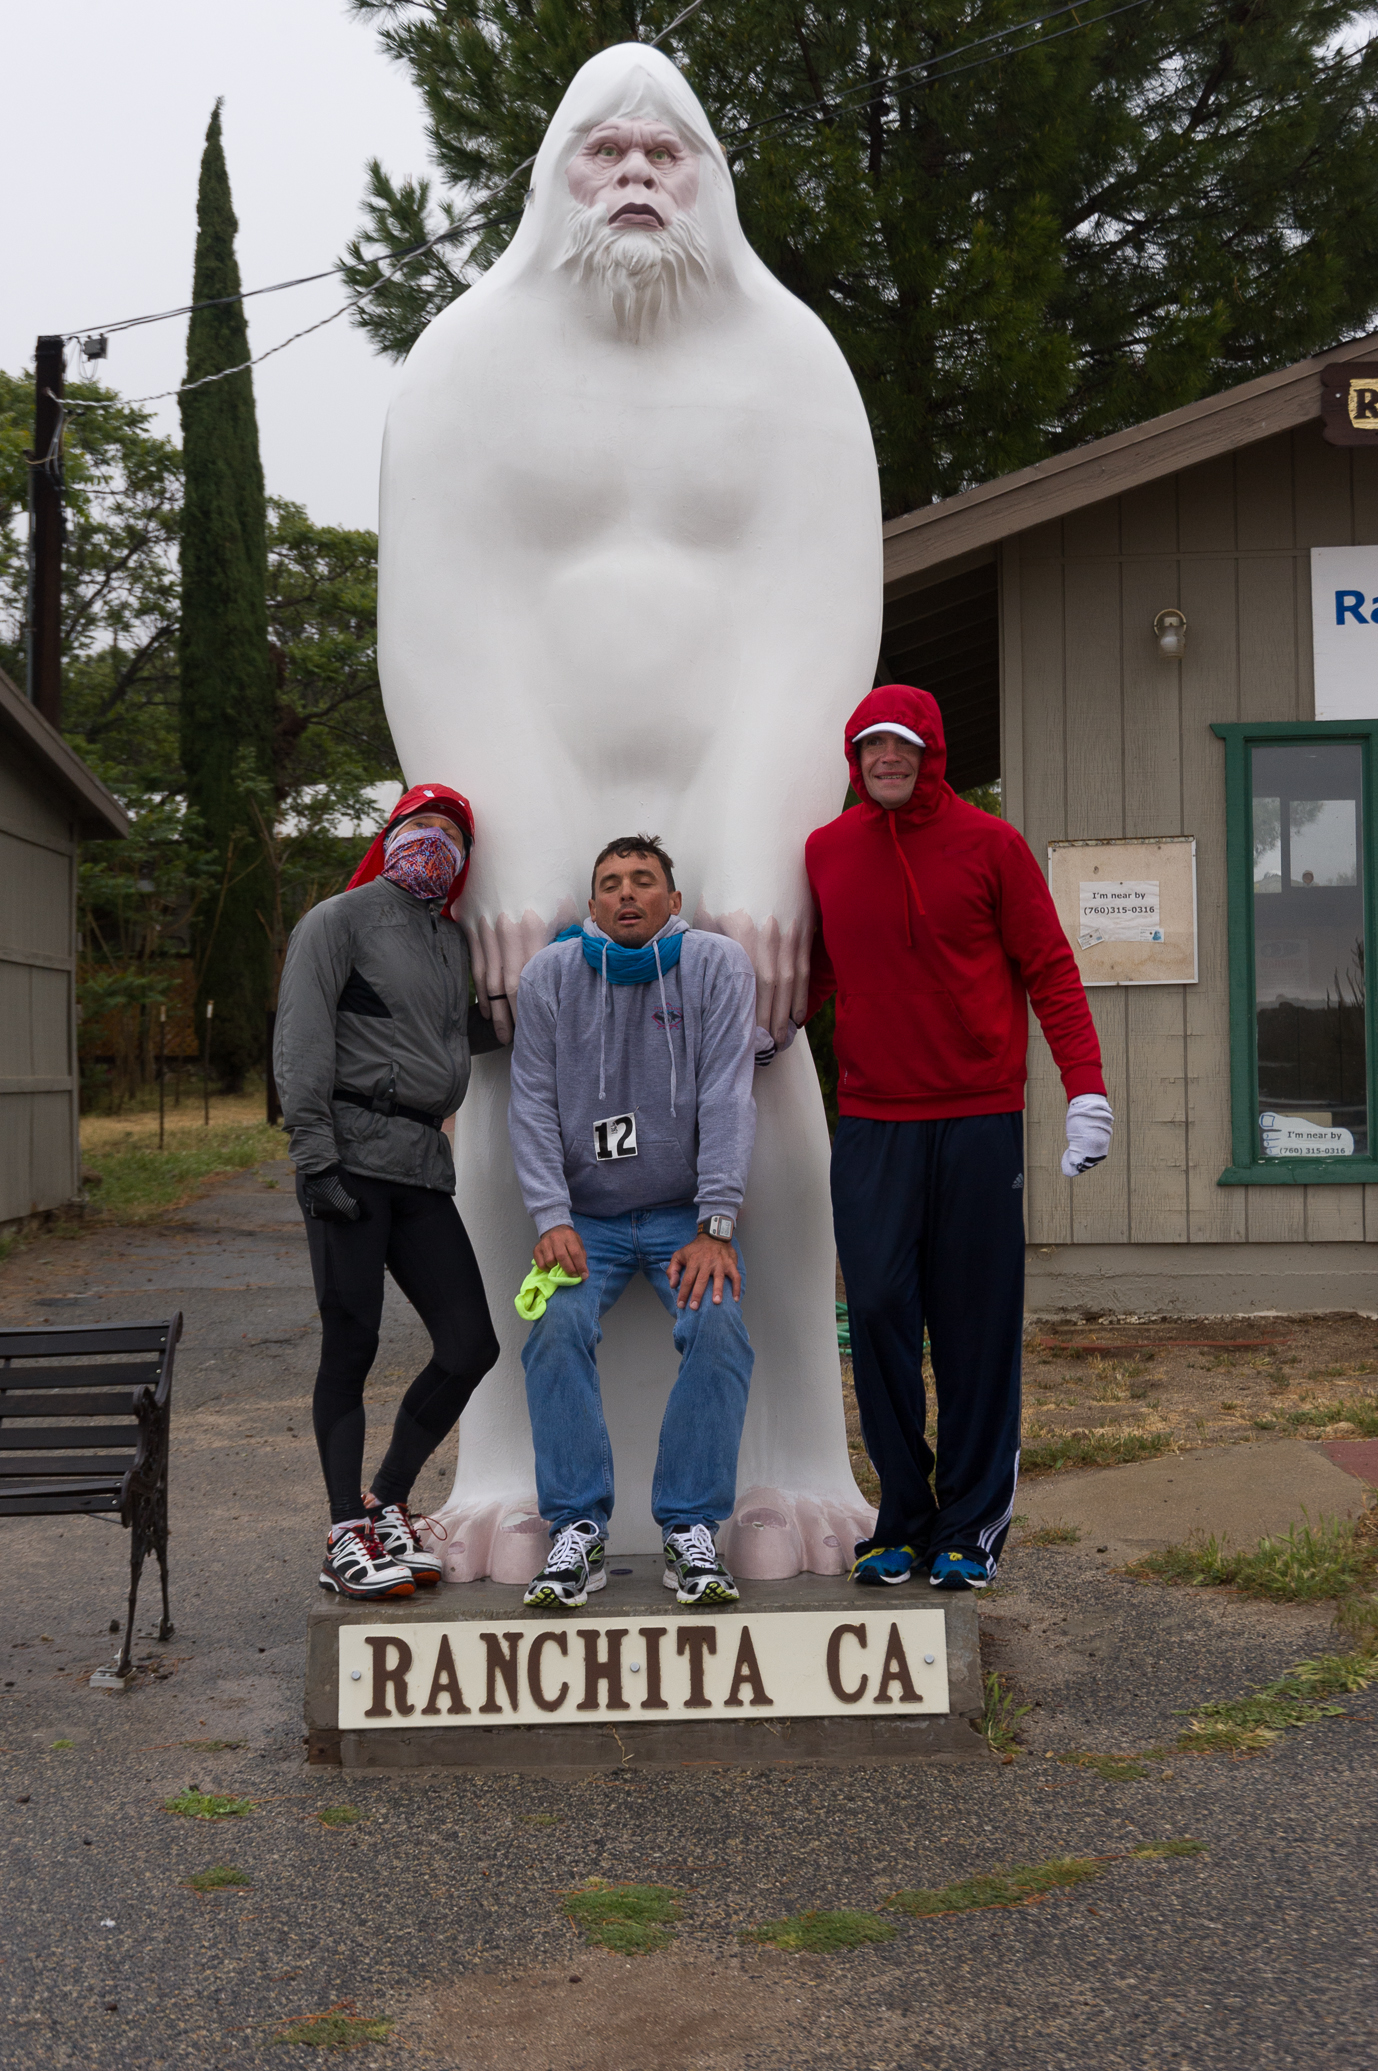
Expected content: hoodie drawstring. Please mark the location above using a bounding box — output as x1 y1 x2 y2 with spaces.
886 811 926 947
653 939 677 1117
598 940 609 1099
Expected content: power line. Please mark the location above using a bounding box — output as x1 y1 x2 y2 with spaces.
723 0 1156 148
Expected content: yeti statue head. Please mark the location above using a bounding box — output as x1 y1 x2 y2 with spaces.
488 44 761 343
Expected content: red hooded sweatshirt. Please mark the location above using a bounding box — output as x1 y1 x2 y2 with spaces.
804 685 1105 1122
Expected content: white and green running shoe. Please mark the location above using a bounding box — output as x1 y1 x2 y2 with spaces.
523 1519 606 1610
662 1524 739 1606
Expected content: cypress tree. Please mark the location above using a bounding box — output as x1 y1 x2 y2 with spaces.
179 101 274 1088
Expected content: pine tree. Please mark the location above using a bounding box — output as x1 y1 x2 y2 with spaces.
342 0 1378 515
179 102 274 1087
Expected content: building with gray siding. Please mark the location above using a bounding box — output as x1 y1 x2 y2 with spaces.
0 665 127 1233
878 331 1378 1315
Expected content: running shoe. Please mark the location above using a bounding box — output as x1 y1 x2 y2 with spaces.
662 1524 740 1606
850 1545 916 1586
368 1502 444 1588
523 1520 606 1610
319 1524 415 1601
929 1550 990 1591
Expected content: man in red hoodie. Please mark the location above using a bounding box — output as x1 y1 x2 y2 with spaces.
805 685 1113 1592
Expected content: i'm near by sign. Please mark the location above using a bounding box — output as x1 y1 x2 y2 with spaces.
338 1608 950 1729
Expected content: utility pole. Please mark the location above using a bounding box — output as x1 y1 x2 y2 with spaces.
27 334 66 731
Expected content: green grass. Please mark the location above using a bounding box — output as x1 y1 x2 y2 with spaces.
317 1806 364 1828
272 2007 392 2049
50 1739 74 1750
1021 1430 1170 1476
887 1841 1205 1918
1057 1751 1150 1781
164 1789 253 1820
519 1812 561 1827
81 1122 284 1223
1020 1522 1081 1547
560 1879 681 1954
1132 1514 1373 1604
1174 1651 1377 1753
187 1865 252 1891
1275 1394 1378 1437
980 1670 1031 1755
743 1909 897 1952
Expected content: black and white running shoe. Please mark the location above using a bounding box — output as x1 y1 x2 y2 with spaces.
523 1520 606 1610
663 1524 739 1606
319 1524 415 1601
368 1503 444 1588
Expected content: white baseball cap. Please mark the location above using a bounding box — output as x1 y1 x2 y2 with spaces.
851 721 925 748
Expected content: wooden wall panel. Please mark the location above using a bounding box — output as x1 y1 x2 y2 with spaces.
1180 558 1245 1240
1292 423 1353 548
1003 429 1378 1266
1177 454 1236 557
1235 434 1294 552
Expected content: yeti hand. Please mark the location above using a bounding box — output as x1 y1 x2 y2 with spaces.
699 912 810 1047
464 911 571 1039
1061 1094 1115 1178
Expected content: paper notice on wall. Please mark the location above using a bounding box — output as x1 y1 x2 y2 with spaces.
1078 880 1163 948
1258 1112 1355 1158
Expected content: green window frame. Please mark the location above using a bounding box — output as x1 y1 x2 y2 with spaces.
1214 718 1378 1185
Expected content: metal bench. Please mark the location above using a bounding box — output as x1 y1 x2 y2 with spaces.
0 1317 181 1684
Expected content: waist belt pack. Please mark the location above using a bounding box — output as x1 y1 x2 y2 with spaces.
333 1087 444 1130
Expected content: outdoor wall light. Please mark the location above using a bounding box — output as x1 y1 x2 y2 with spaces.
1154 607 1187 659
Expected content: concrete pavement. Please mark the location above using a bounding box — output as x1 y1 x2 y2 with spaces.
0 1161 1374 2068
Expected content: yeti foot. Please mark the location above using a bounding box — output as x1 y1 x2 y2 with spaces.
717 1486 878 1580
417 1494 548 1584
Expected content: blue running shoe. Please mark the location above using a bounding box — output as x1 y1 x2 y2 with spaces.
929 1551 990 1591
851 1545 916 1586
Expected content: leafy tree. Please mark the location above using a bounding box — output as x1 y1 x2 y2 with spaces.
179 100 276 1089
342 0 1378 514
1 366 400 1104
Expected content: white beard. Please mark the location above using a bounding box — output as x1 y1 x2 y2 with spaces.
559 206 712 342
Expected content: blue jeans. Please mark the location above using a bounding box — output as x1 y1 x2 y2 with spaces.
521 1203 754 1538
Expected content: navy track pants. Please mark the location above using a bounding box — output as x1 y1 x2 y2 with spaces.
832 1112 1024 1576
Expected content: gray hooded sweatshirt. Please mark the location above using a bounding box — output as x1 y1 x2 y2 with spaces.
508 918 757 1234
273 875 499 1193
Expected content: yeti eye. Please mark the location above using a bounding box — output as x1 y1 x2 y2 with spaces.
595 143 620 159
649 147 673 162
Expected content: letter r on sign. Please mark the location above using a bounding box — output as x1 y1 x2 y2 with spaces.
1336 590 1367 624
364 1635 414 1718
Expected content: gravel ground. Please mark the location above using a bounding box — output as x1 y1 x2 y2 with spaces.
1 1165 1374 2069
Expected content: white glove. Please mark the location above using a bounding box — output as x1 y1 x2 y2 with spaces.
753 1021 798 1068
1062 1093 1114 1178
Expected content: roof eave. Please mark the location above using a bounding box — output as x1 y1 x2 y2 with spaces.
0 669 130 840
883 328 1378 588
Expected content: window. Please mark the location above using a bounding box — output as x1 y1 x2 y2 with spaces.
1215 721 1378 1183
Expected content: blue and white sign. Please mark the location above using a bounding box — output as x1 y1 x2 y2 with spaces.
1311 547 1378 720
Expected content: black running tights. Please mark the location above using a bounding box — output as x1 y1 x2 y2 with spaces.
298 1171 500 1525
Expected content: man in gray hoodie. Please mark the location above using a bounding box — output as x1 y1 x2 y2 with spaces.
509 834 757 1609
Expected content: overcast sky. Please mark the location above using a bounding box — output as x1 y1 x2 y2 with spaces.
0 0 435 531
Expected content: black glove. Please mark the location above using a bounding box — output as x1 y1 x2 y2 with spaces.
301 1165 367 1224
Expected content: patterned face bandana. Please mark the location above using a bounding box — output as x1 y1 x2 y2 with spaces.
380 824 466 903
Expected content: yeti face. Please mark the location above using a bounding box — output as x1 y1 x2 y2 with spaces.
565 117 701 226
560 113 710 340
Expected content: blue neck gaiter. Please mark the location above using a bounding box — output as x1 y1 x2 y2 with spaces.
556 920 686 986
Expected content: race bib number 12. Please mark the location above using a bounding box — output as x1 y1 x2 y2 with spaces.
593 1112 638 1162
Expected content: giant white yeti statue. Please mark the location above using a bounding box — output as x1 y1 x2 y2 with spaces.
378 42 882 1582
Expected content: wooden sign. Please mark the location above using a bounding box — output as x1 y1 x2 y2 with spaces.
1320 363 1378 445
337 1606 950 1728
1048 836 1198 987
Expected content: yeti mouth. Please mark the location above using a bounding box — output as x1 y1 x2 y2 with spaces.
608 202 664 226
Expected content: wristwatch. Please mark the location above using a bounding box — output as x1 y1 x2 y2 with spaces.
698 1215 736 1242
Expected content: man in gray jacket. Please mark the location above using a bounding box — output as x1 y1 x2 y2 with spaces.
509 833 757 1611
274 783 502 1601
